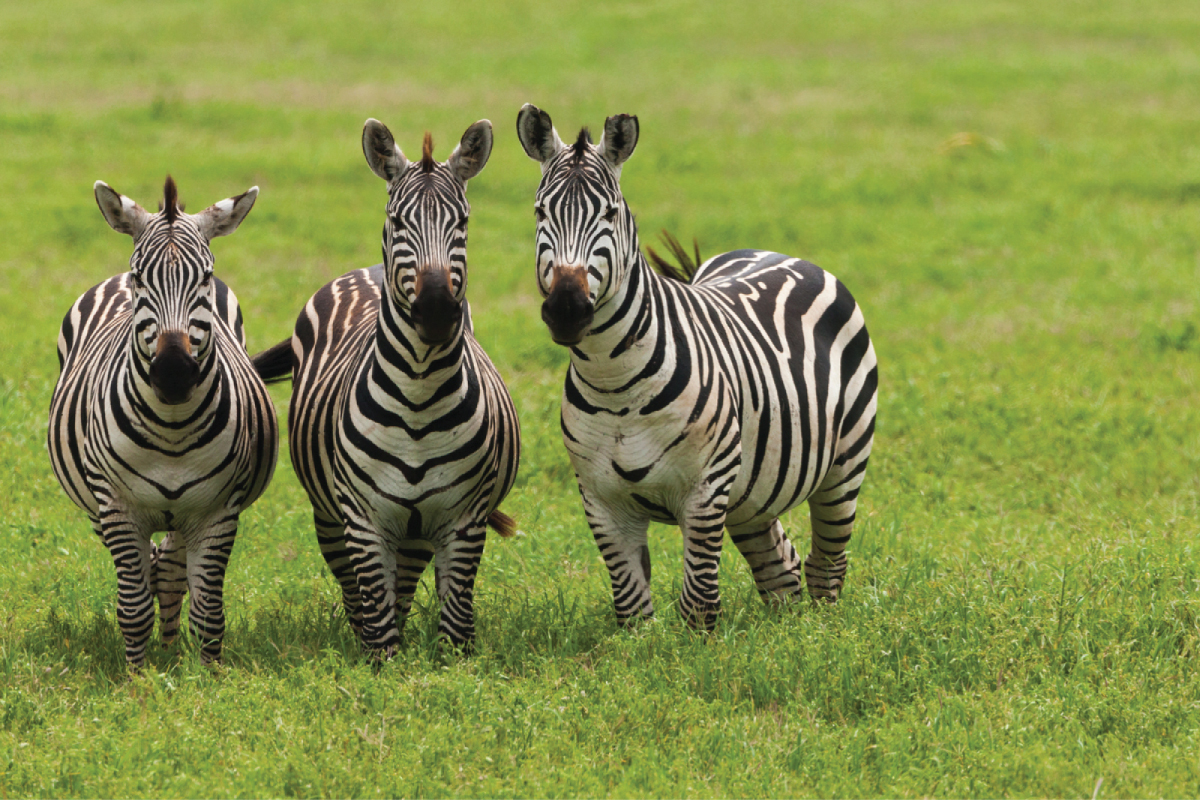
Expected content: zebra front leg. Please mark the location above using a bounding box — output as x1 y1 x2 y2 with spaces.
154 531 187 645
314 510 364 640
678 499 728 632
581 492 653 627
433 526 485 648
185 518 237 665
96 507 156 668
727 518 804 603
395 540 434 636
343 520 400 658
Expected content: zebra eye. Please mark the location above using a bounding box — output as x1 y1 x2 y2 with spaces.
603 205 618 222
535 206 547 222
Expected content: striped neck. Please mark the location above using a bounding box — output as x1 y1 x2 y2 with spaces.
124 335 219 422
568 250 671 389
372 286 467 402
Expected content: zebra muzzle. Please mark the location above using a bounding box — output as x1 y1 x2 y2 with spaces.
149 330 200 405
542 265 593 345
410 269 462 345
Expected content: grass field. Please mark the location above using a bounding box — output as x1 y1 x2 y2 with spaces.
3 0 1200 796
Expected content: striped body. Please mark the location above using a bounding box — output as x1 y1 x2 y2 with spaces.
47 178 276 666
518 106 877 627
282 119 519 654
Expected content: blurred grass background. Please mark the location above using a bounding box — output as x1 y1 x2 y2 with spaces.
1 0 1199 796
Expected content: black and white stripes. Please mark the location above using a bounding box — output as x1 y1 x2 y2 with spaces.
274 119 520 655
47 177 278 666
517 105 878 628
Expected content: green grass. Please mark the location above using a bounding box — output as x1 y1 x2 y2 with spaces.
3 0 1200 796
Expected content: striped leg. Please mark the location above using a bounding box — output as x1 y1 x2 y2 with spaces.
344 520 400 658
727 518 804 603
395 540 434 632
314 510 364 640
678 498 728 631
582 491 653 626
154 531 187 645
96 505 156 668
805 465 868 603
433 525 485 647
186 522 237 665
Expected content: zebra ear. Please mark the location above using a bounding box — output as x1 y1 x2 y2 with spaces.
362 118 408 182
448 120 493 185
517 103 564 169
194 186 259 241
600 114 639 173
94 181 150 239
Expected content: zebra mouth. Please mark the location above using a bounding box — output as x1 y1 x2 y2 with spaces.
149 332 200 405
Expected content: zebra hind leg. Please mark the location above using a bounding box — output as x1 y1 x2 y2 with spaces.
154 531 187 646
433 526 485 650
314 511 364 641
727 518 804 604
805 466 868 603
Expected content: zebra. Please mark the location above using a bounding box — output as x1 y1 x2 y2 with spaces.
47 176 278 667
252 118 520 656
516 104 878 629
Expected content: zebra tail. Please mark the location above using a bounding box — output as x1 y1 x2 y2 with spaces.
644 229 701 283
487 509 517 538
250 338 294 384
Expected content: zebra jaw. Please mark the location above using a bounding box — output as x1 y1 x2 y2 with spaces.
148 330 201 405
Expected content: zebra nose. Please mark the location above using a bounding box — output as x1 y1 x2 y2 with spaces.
542 266 593 345
149 330 200 405
410 269 462 345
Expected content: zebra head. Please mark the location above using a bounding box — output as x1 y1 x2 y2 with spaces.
516 104 639 346
94 176 258 405
362 118 493 346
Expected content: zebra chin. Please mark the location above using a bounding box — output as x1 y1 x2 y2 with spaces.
148 332 201 405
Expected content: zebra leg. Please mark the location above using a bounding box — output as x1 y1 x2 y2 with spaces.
432 525 485 648
96 507 156 668
185 517 237 665
154 531 187 646
344 520 400 658
805 464 869 603
314 510 364 640
678 501 728 632
727 518 804 603
395 540 434 633
582 494 653 626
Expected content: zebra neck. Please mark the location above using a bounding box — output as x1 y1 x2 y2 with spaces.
372 292 467 402
569 254 672 389
124 341 219 423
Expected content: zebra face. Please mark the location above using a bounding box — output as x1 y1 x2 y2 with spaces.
517 105 639 346
363 118 493 346
95 177 258 404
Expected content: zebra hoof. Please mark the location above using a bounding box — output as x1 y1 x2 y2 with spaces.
679 601 721 632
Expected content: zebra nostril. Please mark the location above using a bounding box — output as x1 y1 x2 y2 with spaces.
149 331 200 404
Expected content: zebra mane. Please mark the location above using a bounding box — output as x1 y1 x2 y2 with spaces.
645 229 702 283
571 127 592 161
421 132 435 173
161 176 180 224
